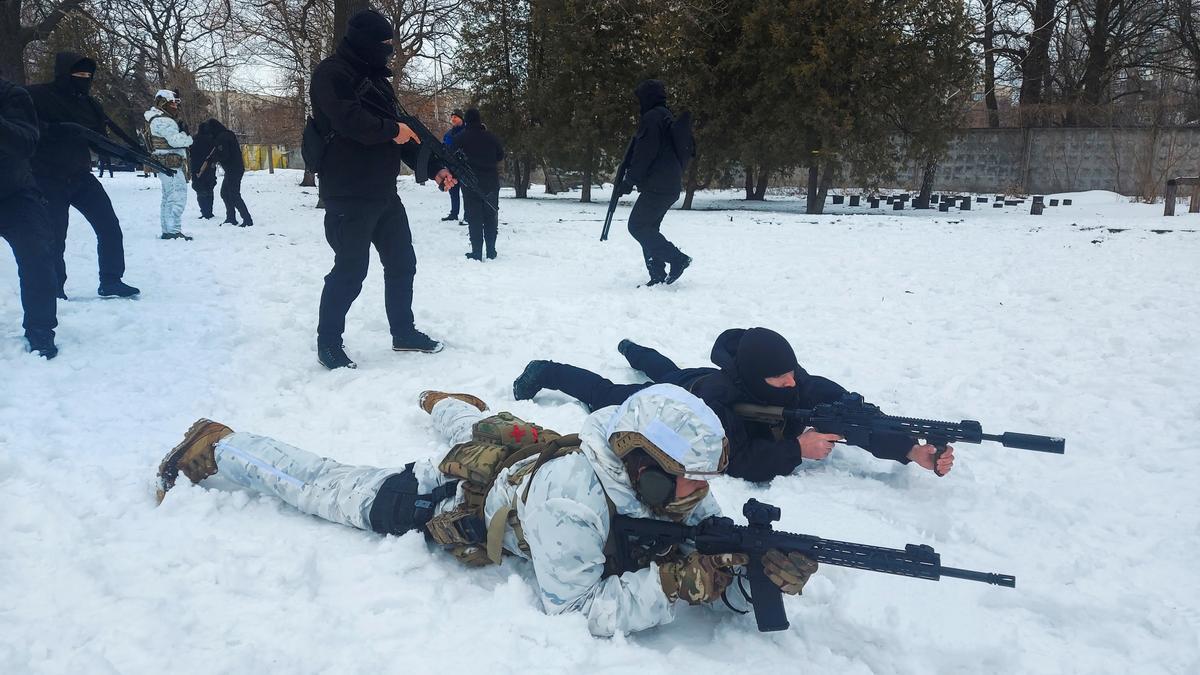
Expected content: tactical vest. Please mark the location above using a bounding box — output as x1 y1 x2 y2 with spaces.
423 411 638 571
144 112 185 169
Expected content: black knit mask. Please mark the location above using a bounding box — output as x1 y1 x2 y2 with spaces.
345 9 395 69
734 328 800 406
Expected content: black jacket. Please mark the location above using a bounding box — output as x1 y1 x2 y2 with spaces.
0 78 40 201
189 122 218 179
454 121 504 180
676 329 913 482
204 119 244 175
624 80 682 195
309 40 441 199
26 52 109 179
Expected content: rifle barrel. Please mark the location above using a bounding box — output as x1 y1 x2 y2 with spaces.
939 566 1016 587
980 432 1066 454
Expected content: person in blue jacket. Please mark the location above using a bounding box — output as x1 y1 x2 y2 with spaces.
441 109 465 222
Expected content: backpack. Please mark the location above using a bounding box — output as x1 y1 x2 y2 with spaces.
668 110 695 172
301 115 335 174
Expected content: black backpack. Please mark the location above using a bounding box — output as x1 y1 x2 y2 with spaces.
301 115 335 174
668 110 695 172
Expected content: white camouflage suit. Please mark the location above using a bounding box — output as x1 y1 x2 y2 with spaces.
144 107 192 235
204 384 727 637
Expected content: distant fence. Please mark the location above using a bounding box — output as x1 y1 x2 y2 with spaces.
897 127 1200 198
240 144 290 171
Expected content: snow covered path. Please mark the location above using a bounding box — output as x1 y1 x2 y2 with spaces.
1 171 1197 674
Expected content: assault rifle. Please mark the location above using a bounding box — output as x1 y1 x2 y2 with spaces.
355 80 497 212
600 138 635 241
612 499 1015 632
734 393 1065 476
58 122 177 177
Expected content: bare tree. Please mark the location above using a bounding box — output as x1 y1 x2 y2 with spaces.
0 0 88 83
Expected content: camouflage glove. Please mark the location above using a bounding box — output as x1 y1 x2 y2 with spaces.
762 549 818 595
659 551 749 604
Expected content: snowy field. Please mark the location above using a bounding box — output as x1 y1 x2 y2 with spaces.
1 169 1198 674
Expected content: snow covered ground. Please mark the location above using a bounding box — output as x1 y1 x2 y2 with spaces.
1 169 1197 674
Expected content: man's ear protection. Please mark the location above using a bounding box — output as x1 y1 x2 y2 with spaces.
636 463 675 507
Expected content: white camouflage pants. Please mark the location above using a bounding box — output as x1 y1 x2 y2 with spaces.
209 398 485 530
158 168 188 234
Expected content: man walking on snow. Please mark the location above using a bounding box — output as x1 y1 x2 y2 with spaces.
145 90 193 240
618 80 691 287
309 9 458 369
154 385 818 636
26 52 140 299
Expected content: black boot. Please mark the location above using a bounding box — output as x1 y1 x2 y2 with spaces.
98 279 141 298
26 330 58 360
665 254 692 284
317 342 357 370
644 257 667 287
513 360 552 401
392 328 443 354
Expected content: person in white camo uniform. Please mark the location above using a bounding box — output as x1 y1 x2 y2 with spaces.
154 384 817 636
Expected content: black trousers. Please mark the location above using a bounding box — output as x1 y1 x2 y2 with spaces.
35 171 126 291
317 194 417 345
538 343 691 412
447 183 461 218
220 171 252 224
628 189 683 277
0 191 59 337
193 173 216 217
462 177 499 254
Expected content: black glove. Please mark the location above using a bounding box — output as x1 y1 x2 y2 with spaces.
617 179 636 196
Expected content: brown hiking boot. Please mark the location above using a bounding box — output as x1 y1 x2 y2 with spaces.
155 418 234 504
418 391 488 415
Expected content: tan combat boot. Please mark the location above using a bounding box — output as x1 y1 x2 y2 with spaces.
418 391 489 415
155 418 234 504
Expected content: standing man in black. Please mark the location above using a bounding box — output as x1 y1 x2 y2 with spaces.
310 9 457 369
26 52 140 299
189 120 218 219
455 108 504 260
619 79 690 286
0 75 60 358
205 119 252 227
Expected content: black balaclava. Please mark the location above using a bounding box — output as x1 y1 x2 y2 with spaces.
464 108 482 126
344 9 395 70
734 327 800 406
634 79 667 115
54 53 96 96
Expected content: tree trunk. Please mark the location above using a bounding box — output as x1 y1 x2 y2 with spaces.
753 166 770 200
1018 0 1057 126
812 162 834 215
806 161 821 214
543 159 558 194
0 36 25 85
514 156 530 198
333 0 371 45
983 0 1001 128
915 160 937 208
682 159 700 210
581 139 594 203
267 145 275 174
744 166 755 200
1076 0 1113 126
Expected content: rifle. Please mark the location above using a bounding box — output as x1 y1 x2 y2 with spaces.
734 392 1065 476
354 80 497 212
196 146 218 177
600 138 635 241
612 498 1015 632
58 122 177 177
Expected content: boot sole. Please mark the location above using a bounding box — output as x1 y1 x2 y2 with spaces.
393 345 444 354
155 418 218 504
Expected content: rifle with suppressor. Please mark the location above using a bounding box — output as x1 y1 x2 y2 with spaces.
612 498 1015 632
734 392 1065 476
354 80 496 212
601 138 635 241
57 122 177 177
